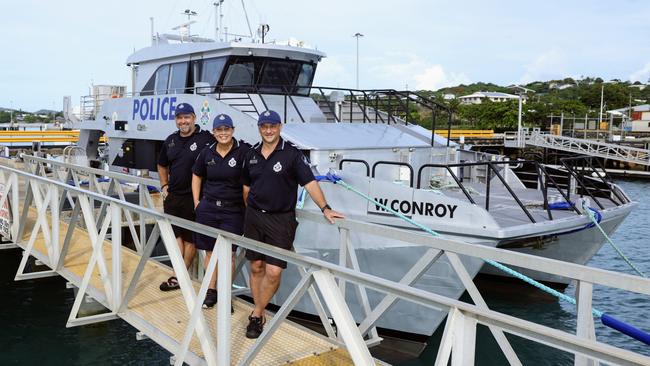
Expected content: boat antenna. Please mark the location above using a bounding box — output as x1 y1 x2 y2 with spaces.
258 24 270 44
240 0 253 40
213 1 224 41
150 17 155 45
181 9 198 40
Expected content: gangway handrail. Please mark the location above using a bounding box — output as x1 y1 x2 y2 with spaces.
526 131 650 166
8 158 650 365
23 154 159 187
17 157 647 292
11 159 650 294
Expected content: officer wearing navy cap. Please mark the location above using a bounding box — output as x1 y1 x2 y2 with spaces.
157 102 215 292
241 110 344 339
191 113 250 310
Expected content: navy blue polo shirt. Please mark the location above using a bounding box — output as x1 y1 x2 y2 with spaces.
192 138 251 203
242 138 315 213
158 125 215 195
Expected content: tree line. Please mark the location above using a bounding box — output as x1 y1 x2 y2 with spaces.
0 110 63 123
409 78 650 131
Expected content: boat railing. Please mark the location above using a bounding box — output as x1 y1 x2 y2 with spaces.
559 155 630 207
6 154 650 365
79 84 454 147
414 159 631 222
371 161 415 188
338 159 370 177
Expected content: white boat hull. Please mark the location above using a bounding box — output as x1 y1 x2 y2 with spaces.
271 220 492 337
480 205 633 285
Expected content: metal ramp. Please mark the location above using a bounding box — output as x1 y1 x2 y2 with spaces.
525 132 650 166
2 155 650 366
18 207 348 365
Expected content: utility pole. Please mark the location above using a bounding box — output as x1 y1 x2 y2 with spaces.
509 85 533 148
599 83 604 124
517 94 523 147
353 33 364 90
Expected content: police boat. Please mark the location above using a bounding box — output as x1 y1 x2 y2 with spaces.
64 30 635 338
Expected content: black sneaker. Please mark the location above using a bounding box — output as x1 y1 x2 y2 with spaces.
246 314 265 339
202 289 217 309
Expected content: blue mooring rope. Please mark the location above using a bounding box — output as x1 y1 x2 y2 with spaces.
580 200 646 278
315 172 650 345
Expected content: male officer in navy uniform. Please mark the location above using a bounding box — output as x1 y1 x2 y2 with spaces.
242 110 344 338
157 102 215 291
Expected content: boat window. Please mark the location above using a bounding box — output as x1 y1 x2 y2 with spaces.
141 75 156 96
154 65 170 95
222 60 259 90
200 58 227 89
169 62 189 94
296 63 315 95
219 56 316 95
258 61 301 93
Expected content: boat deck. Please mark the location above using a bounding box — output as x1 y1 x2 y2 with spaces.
441 183 622 228
19 206 374 365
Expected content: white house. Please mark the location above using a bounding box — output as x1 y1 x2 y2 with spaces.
458 91 525 105
549 82 574 90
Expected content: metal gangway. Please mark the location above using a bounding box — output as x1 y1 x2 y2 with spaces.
1 155 650 366
523 131 650 166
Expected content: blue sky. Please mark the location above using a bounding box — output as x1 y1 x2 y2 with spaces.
1 0 649 112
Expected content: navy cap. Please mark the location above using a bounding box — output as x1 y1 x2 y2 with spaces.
257 110 282 125
213 114 234 129
174 102 195 116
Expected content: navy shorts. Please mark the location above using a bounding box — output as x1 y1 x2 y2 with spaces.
194 199 244 251
244 207 298 269
163 192 195 243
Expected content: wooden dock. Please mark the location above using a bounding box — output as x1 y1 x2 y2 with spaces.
19 206 372 365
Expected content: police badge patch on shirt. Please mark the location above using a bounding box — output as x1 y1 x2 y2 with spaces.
301 155 310 166
190 142 197 151
228 157 237 167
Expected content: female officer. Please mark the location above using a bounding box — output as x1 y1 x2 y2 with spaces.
191 113 250 309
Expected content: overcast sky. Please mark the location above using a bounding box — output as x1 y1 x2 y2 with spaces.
2 0 649 111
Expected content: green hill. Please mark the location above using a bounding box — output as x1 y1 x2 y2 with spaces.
412 78 650 130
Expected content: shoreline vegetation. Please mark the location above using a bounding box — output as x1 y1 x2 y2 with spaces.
412 78 650 131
